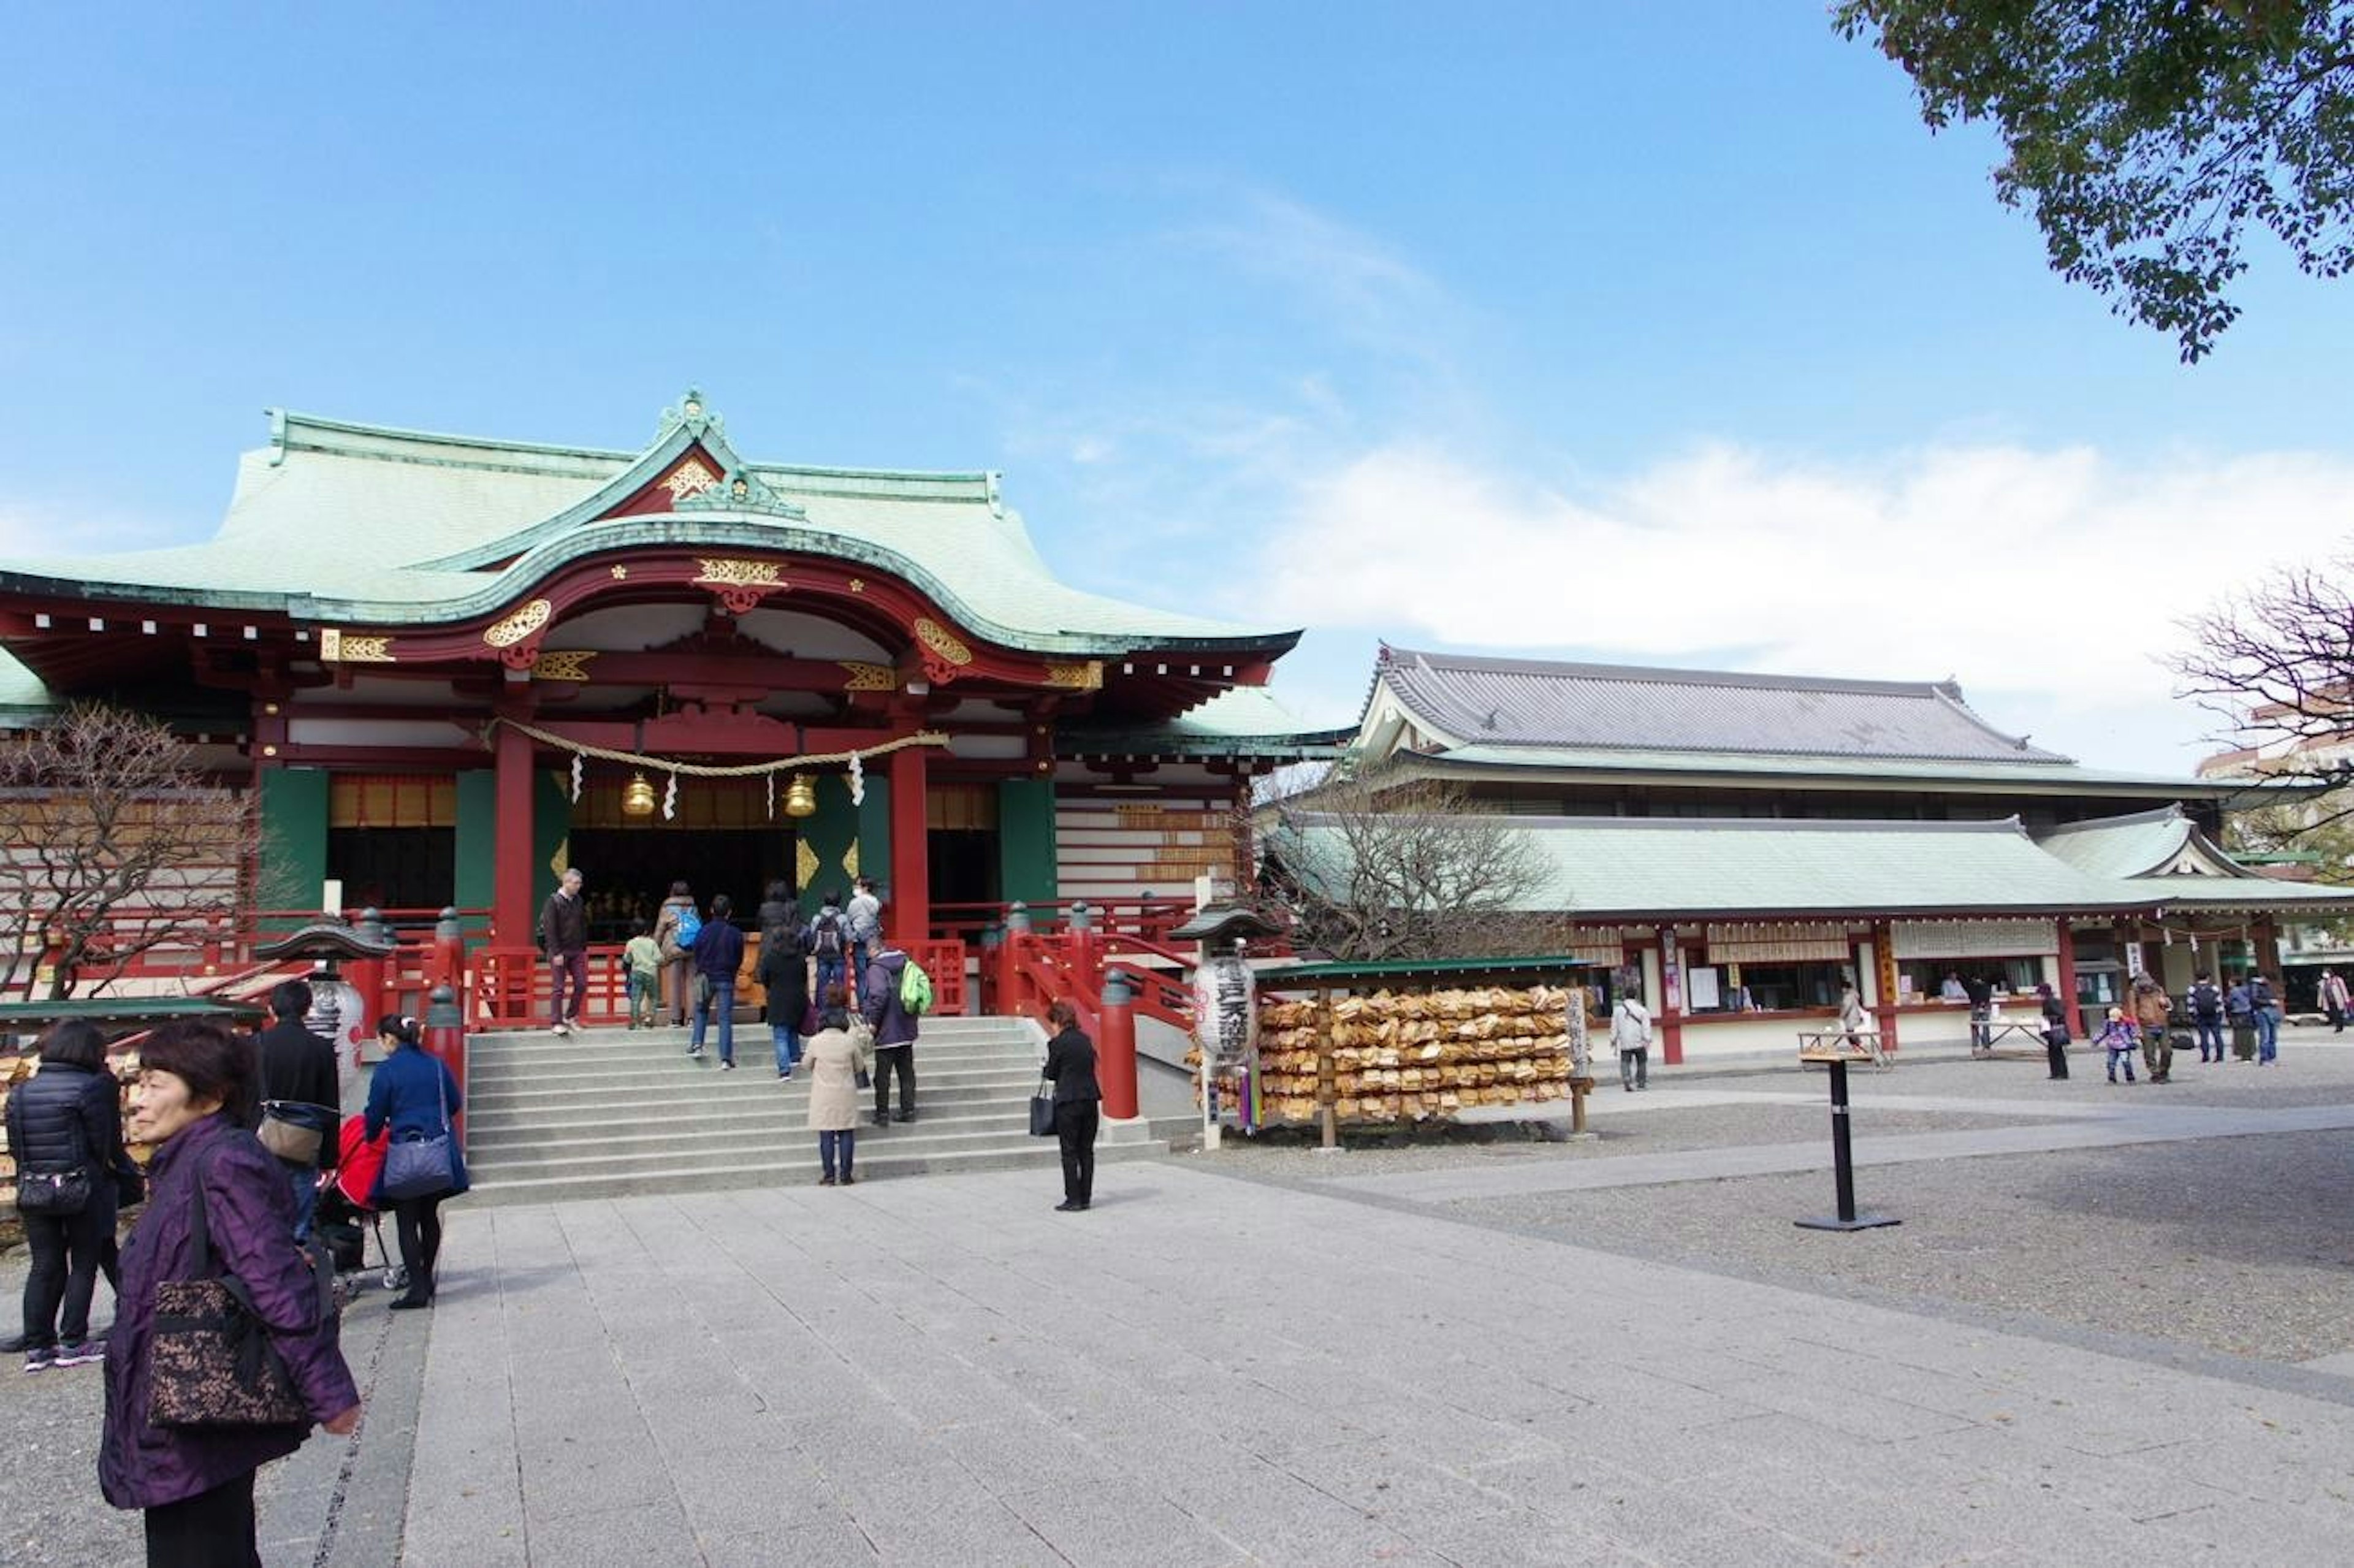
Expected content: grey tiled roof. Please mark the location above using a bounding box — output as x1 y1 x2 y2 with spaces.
1377 646 2071 764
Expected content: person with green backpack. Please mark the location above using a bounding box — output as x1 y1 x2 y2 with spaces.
861 934 930 1125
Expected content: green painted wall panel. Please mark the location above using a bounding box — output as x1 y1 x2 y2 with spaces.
258 768 329 913
453 771 496 913
533 771 571 908
997 778 1058 905
856 778 892 901
796 774 862 914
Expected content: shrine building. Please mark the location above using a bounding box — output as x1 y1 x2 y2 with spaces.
1274 645 2354 1061
0 391 1338 953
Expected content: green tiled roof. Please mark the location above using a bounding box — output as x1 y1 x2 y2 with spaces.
1393 743 2234 797
1267 813 2354 921
2036 805 2207 878
1058 687 1353 758
0 647 55 718
0 406 1298 657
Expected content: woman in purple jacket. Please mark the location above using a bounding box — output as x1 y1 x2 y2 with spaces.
99 1020 360 1568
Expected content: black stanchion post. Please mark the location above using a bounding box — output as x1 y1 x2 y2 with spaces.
1797 1056 1900 1232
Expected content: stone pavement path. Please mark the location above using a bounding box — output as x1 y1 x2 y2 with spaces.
395 1159 2354 1567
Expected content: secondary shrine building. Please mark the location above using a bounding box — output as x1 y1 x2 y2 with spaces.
0 392 1332 950
1279 645 2354 1061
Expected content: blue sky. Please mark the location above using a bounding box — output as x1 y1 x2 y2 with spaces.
6 4 2352 772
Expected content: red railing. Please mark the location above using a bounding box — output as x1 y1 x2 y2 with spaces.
931 896 1197 947
468 935 972 1029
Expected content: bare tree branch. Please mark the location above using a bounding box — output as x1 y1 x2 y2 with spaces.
0 704 265 999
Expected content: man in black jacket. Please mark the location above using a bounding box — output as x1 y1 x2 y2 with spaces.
250 978 342 1241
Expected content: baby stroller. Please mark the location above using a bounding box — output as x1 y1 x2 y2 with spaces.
314 1114 408 1296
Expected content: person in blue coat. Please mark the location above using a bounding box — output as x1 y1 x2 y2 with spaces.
362 1014 467 1309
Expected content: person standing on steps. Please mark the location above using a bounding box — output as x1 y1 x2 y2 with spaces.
1042 999 1101 1212
688 894 746 1070
845 877 883 1005
758 904 812 1079
655 881 700 1027
621 918 663 1030
808 890 850 1011
863 932 920 1124
539 867 588 1037
803 985 874 1186
1609 988 1652 1092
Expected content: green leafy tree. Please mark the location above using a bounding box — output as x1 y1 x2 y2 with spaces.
1835 1 2354 360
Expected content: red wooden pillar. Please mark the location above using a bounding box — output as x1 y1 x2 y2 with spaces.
2055 918 2082 1037
2254 915 2280 977
1872 919 1901 1054
1099 969 1140 1120
493 719 535 948
888 744 930 944
1655 925 1684 1065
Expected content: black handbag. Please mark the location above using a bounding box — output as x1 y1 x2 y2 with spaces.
16 1165 93 1215
379 1062 456 1201
148 1152 310 1429
1028 1079 1057 1138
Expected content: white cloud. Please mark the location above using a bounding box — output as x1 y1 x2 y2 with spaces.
1256 441 2354 771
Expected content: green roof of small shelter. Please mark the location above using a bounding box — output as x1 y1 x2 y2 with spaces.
0 646 54 719
0 996 267 1030
0 401 1298 658
1259 954 1596 987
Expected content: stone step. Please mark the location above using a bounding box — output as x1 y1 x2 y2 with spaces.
465 1062 1043 1106
466 1079 1038 1126
462 1138 1164 1207
470 1094 1040 1149
468 1119 1064 1184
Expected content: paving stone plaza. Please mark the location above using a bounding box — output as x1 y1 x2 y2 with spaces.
9 1041 2354 1566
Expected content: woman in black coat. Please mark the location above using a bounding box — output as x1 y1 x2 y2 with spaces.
2036 983 2071 1080
6 1020 135 1370
1040 999 1102 1212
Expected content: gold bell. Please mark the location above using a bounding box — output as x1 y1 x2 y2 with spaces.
622 772 658 818
783 774 819 819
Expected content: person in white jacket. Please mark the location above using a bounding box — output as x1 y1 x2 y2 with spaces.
1610 994 1653 1092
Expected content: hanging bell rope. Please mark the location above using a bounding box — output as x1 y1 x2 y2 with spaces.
481 717 951 777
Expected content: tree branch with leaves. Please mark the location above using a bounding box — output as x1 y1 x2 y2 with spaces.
1837 1 2354 360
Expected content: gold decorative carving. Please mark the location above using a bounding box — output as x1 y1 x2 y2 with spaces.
319 629 395 664
1043 660 1103 691
482 599 553 649
796 840 820 888
848 578 864 593
844 842 860 878
530 649 598 682
693 558 784 589
839 661 896 692
609 565 629 580
663 459 718 499
912 618 973 667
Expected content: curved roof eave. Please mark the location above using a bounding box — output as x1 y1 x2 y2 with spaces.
291 514 1302 657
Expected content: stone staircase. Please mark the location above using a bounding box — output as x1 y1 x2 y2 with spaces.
461 1014 1128 1205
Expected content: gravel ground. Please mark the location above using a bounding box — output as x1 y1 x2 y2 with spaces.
1458 1129 2354 1365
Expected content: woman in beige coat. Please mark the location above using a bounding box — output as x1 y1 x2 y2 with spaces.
803 985 874 1186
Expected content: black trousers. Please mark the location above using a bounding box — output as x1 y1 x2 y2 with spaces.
1055 1101 1099 1205
873 1045 915 1117
2044 1033 2070 1079
20 1193 113 1347
145 1471 261 1568
392 1193 444 1298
